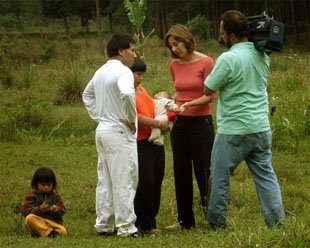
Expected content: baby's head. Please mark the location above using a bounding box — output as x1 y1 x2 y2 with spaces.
31 167 57 192
154 91 171 100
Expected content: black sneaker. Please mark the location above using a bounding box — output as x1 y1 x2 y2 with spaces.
48 231 58 238
131 231 144 238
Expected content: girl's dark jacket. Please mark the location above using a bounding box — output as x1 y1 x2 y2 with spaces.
21 190 66 225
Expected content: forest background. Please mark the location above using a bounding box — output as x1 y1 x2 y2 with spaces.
0 0 309 247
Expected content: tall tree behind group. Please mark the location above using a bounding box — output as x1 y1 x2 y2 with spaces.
123 0 149 57
0 0 308 45
95 0 104 55
40 0 77 37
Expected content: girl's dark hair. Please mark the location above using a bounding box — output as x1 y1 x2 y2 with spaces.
164 24 196 58
221 10 248 39
130 57 147 73
31 167 57 190
107 34 135 58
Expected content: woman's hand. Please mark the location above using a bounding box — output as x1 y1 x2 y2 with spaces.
179 102 191 112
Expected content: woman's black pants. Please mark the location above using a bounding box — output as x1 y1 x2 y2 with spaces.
170 115 214 228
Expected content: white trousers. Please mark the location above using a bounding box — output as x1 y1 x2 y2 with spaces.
94 130 138 236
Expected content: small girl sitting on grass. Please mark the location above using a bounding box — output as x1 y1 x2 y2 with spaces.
21 167 67 238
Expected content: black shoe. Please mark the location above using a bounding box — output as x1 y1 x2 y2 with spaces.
131 231 144 238
98 230 116 236
48 231 58 238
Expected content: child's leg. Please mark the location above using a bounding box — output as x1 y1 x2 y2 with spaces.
148 127 161 142
151 121 173 145
148 115 167 143
153 134 164 146
25 214 53 237
26 214 67 237
169 121 173 130
45 219 67 236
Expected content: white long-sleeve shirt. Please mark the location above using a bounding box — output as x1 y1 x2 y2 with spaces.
83 59 137 141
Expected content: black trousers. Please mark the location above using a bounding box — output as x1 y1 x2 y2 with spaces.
170 115 214 227
134 139 165 231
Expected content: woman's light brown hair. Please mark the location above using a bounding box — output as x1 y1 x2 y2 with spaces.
164 24 196 58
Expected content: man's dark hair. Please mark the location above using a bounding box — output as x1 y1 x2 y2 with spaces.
107 34 135 58
130 57 147 73
221 10 248 39
31 167 57 190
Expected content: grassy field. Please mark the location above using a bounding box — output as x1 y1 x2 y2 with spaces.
0 35 309 247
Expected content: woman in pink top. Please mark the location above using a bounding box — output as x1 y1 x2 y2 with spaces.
164 24 215 230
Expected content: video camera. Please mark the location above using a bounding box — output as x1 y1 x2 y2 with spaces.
247 11 285 53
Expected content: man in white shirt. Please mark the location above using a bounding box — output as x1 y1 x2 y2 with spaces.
83 34 140 237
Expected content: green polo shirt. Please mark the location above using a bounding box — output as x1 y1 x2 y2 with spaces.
204 42 271 135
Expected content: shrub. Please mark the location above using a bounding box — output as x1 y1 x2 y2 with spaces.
0 14 18 31
55 69 86 105
186 14 213 40
0 107 18 141
0 64 14 88
0 39 14 87
15 65 37 89
41 44 57 62
14 100 45 129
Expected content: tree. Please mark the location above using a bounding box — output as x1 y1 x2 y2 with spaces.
289 0 300 43
124 0 150 57
95 0 105 55
157 0 167 39
41 0 77 37
77 0 94 33
124 0 146 42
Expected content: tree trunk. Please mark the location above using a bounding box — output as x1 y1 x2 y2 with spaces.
161 1 167 36
213 0 220 39
199 0 205 16
234 0 239 10
290 0 300 43
305 0 309 25
186 8 190 22
85 18 89 33
158 2 163 39
95 0 104 55
157 0 167 40
207 0 216 38
63 15 70 38
108 13 113 33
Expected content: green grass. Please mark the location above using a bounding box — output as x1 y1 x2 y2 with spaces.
0 138 309 247
0 35 309 247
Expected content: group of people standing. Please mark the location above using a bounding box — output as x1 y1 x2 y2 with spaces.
21 10 285 238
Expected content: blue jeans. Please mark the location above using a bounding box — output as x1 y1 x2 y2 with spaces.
207 131 285 228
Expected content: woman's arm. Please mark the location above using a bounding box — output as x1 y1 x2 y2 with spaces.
179 94 215 112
